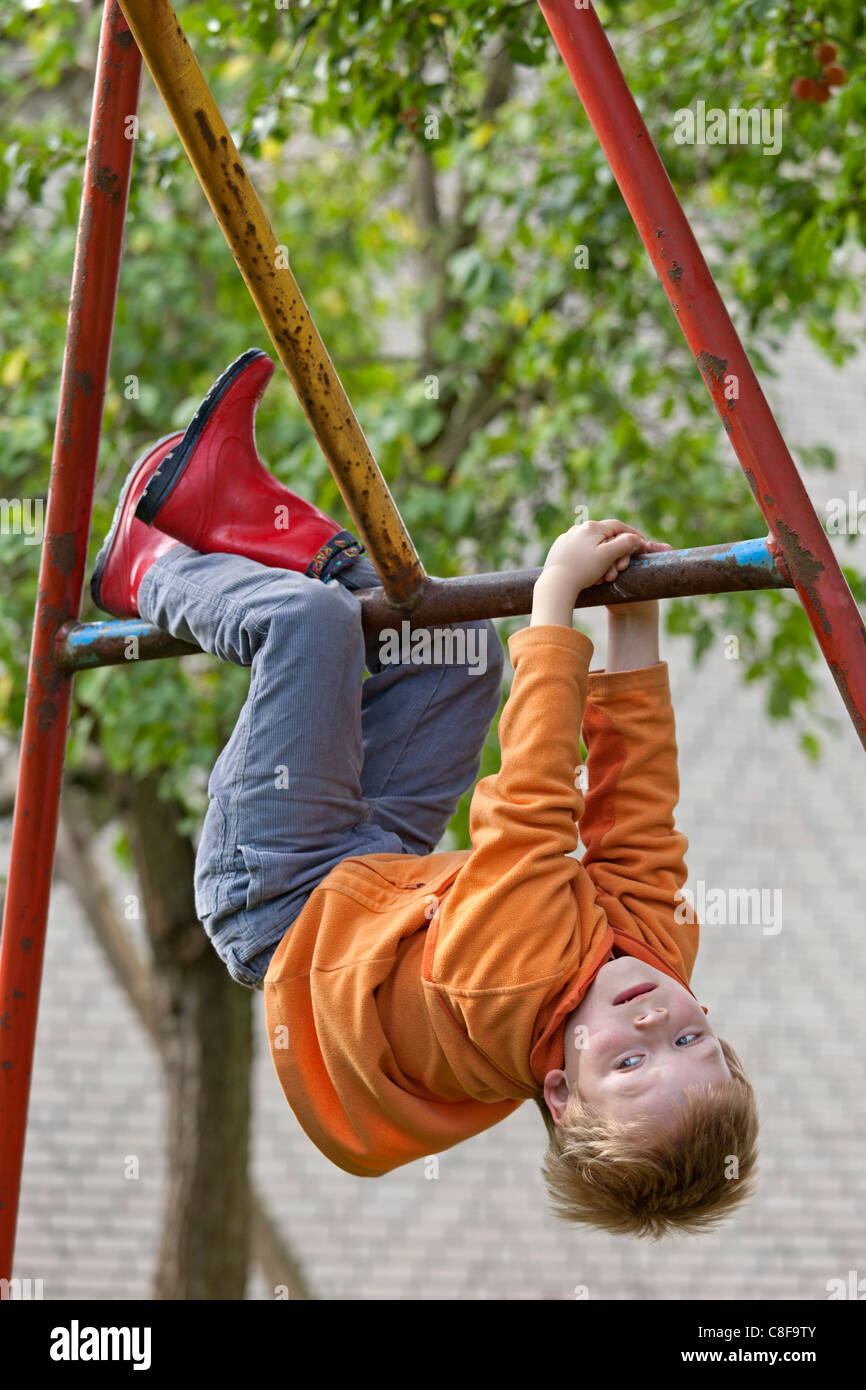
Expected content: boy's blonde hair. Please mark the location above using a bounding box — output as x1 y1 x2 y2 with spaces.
533 1037 759 1239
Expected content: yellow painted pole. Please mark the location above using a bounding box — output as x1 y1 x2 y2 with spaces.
117 0 425 604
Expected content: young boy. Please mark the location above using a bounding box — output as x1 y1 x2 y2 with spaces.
91 349 759 1239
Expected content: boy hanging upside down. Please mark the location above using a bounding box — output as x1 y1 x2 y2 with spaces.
91 349 759 1239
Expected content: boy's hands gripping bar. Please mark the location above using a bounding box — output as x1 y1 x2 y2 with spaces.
532 519 673 627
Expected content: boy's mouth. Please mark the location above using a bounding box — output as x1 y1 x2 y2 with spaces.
612 984 657 1006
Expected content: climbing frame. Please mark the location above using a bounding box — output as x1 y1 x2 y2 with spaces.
2 0 864 1282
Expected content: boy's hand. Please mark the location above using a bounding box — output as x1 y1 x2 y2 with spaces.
604 540 673 623
542 518 648 595
531 519 672 629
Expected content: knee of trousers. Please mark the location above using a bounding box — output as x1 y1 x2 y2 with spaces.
268 570 363 631
314 571 364 613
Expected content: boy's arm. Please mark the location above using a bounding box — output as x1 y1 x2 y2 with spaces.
578 601 699 979
427 618 599 994
428 524 650 995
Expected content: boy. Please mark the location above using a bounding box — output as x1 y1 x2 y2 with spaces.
91 349 759 1239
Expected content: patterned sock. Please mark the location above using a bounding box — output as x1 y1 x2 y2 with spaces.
335 552 381 592
304 529 367 583
306 531 383 591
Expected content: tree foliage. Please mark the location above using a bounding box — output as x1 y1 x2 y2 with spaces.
1 0 865 852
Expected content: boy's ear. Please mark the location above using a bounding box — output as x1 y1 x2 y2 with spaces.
543 1069 572 1123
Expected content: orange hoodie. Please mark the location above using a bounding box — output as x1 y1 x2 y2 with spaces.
264 623 701 1177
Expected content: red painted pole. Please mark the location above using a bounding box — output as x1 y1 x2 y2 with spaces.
0 2 141 1279
538 0 866 750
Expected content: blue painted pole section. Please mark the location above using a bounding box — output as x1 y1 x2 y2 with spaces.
680 537 780 571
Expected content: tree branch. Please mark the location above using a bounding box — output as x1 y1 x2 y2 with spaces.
421 280 574 482
414 44 516 367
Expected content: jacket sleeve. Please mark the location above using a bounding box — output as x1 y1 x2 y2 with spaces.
577 661 698 981
426 622 605 993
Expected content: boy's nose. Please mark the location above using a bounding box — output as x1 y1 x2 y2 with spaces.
633 1008 667 1026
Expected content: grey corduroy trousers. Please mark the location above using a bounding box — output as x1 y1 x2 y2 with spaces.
137 543 504 988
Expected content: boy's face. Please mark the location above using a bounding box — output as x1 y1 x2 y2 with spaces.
543 957 731 1129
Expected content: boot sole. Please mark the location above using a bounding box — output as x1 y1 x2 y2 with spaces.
90 431 182 614
134 348 269 527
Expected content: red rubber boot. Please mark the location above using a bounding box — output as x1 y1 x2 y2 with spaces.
134 348 364 581
90 432 185 619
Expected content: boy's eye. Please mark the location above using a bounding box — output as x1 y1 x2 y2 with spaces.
615 1035 701 1070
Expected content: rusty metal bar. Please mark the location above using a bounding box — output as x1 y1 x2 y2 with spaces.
0 1 142 1282
538 0 866 752
114 0 425 607
55 537 791 670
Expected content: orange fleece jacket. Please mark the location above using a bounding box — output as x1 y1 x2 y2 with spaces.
263 622 701 1177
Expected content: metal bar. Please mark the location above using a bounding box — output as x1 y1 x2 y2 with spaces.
114 0 425 608
0 2 141 1282
56 618 202 670
54 537 791 670
538 0 866 752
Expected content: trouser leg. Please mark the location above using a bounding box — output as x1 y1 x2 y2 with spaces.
342 559 505 854
137 544 403 986
138 546 504 987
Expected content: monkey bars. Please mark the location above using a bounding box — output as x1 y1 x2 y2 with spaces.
2 0 865 1282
